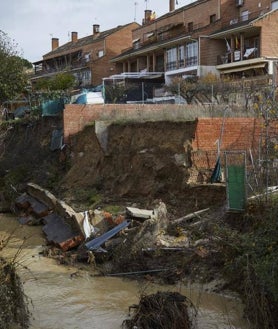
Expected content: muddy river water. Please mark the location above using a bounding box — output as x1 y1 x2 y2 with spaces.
0 214 250 329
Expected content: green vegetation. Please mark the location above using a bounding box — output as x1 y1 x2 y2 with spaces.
104 83 127 103
165 76 200 104
210 197 278 328
34 72 75 91
0 233 30 328
0 165 29 202
0 30 30 103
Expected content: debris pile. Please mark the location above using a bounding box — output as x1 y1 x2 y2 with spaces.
13 183 222 284
15 183 84 251
122 291 195 329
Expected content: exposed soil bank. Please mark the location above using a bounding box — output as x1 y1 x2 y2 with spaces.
1 117 277 328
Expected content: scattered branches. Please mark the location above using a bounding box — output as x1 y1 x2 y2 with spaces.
122 291 196 329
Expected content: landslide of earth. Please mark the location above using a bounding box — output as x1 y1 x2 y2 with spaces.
0 116 225 214
59 120 225 217
0 116 278 328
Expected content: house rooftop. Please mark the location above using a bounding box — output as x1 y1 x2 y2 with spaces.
43 22 139 58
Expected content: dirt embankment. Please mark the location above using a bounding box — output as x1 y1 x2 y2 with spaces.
60 121 225 216
0 117 225 215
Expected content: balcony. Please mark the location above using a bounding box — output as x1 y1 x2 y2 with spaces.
166 56 198 71
134 22 203 51
33 60 90 77
221 8 270 30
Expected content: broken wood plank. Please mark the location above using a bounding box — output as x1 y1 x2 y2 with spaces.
189 217 211 228
126 207 154 219
172 208 210 225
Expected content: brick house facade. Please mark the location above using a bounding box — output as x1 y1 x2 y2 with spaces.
31 22 139 87
111 0 278 84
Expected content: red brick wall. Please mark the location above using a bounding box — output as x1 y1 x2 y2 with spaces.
192 117 278 170
63 103 198 141
63 104 278 174
192 117 261 151
254 10 278 58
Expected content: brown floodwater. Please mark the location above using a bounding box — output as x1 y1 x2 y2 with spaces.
0 214 250 329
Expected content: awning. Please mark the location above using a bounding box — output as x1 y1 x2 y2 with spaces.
220 63 266 74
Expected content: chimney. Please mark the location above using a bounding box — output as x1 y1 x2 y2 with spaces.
71 31 78 43
93 24 100 36
51 37 59 51
144 9 152 24
169 0 175 12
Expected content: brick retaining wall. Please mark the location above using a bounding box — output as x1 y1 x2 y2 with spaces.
63 104 278 172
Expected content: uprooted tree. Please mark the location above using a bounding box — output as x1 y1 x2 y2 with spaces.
0 30 30 104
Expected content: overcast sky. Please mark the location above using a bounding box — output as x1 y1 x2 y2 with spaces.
1 0 195 63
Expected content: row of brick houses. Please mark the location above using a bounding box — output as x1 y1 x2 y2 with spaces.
32 0 278 89
32 22 140 87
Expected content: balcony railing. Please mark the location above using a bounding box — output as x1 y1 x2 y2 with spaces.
166 56 198 71
34 60 90 77
218 47 260 65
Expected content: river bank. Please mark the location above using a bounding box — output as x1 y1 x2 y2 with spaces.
0 116 277 328
0 214 249 329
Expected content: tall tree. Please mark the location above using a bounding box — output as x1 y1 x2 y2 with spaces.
0 30 28 103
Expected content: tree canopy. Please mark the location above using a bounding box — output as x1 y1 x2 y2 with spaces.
0 30 29 104
34 72 75 91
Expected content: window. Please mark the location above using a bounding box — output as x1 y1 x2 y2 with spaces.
188 22 193 32
98 50 104 58
166 47 177 71
185 41 198 66
241 10 249 21
84 53 91 62
133 38 140 49
178 45 185 68
210 14 216 23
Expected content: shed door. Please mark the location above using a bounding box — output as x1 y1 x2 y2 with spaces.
227 165 246 211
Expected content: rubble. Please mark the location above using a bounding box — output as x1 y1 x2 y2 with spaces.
13 183 223 285
42 213 84 251
15 184 86 251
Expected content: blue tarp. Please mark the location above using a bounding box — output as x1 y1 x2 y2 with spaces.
41 99 65 116
50 129 63 151
85 220 130 251
210 157 222 183
14 106 30 118
74 94 87 104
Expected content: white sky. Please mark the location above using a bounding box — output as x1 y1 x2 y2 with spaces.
1 0 194 63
